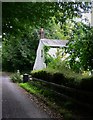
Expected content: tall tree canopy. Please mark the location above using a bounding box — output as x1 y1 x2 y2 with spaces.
2 2 91 72
66 22 93 72
3 2 91 35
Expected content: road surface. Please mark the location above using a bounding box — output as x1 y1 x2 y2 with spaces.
2 74 50 119
0 73 2 119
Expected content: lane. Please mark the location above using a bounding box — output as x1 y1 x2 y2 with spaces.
0 73 2 119
2 74 50 118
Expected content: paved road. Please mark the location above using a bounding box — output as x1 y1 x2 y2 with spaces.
0 73 2 119
2 74 50 119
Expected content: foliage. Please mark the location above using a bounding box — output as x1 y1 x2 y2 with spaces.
20 82 41 95
31 69 73 86
44 45 65 67
31 63 93 91
44 17 68 40
31 69 53 82
47 55 63 69
2 2 91 72
10 71 22 83
0 47 2 63
2 2 56 34
43 46 53 66
3 2 91 35
2 28 39 72
66 22 93 72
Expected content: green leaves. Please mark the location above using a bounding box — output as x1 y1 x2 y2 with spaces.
2 2 91 72
66 22 93 72
2 2 56 34
2 29 39 72
3 2 91 35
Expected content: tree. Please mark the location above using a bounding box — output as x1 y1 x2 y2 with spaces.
3 2 91 35
2 27 39 72
2 2 91 72
66 22 93 72
2 2 56 35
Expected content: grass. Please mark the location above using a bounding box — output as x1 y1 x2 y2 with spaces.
19 82 41 95
19 82 76 120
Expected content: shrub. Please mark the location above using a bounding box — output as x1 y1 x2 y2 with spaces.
31 70 73 85
80 76 93 91
31 69 93 92
31 70 53 82
52 72 65 84
10 72 22 83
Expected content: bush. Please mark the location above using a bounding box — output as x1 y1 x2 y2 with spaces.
52 72 65 84
10 72 22 83
31 70 74 86
31 69 93 92
80 76 93 91
31 70 53 82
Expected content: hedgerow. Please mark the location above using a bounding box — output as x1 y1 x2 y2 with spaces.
31 69 93 91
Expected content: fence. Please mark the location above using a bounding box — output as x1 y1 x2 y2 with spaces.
30 77 93 110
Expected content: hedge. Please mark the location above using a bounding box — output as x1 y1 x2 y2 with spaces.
31 69 93 92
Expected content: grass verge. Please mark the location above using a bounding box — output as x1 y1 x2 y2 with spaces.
19 82 76 120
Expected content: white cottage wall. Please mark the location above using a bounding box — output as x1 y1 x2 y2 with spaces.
33 40 46 70
33 39 68 70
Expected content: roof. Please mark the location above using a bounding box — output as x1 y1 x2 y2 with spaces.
41 39 68 47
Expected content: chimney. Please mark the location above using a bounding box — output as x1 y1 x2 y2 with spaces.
40 28 44 39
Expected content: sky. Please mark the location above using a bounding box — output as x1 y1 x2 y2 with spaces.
82 13 91 23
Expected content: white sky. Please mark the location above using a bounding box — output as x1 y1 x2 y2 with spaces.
74 12 91 25
82 13 91 24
